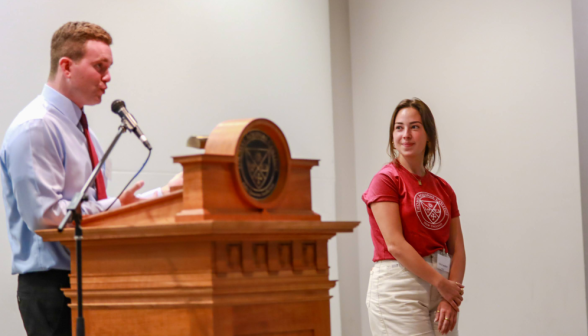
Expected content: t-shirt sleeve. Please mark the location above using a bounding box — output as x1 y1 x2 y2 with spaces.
362 172 399 206
446 184 460 218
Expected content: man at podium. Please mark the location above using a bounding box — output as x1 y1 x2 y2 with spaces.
0 21 181 336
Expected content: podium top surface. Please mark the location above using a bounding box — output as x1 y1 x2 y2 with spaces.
37 118 360 242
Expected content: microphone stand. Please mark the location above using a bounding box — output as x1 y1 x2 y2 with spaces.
57 122 129 336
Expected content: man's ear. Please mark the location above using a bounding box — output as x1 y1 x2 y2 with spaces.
58 57 73 78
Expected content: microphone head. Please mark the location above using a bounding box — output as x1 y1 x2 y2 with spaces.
111 99 126 113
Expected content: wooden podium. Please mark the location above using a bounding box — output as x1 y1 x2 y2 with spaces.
37 118 358 336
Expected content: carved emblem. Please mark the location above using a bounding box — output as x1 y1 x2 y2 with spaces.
238 130 280 200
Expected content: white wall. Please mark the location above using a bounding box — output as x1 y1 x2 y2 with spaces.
0 1 341 335
572 1 588 330
329 0 362 335
349 0 587 335
3 1 588 335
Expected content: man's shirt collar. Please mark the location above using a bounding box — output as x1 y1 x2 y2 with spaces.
42 84 83 125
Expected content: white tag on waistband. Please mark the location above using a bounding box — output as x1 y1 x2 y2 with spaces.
436 251 451 273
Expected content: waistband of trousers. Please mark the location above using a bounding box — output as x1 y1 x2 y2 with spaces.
376 253 435 264
18 269 71 288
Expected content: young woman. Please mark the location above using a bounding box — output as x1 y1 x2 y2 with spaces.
363 98 466 336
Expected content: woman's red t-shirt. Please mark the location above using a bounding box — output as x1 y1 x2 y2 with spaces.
362 162 460 262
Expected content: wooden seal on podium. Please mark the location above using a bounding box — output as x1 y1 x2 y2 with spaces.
176 118 319 222
37 118 358 336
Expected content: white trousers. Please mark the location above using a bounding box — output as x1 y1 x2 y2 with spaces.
366 254 459 336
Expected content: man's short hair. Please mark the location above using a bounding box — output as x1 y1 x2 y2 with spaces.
49 21 112 79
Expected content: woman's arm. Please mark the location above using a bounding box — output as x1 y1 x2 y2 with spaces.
435 218 465 335
371 201 464 310
447 216 466 284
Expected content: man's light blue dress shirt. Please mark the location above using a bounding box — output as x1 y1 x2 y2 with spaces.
0 85 154 274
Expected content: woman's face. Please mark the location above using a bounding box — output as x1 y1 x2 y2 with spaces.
393 107 428 161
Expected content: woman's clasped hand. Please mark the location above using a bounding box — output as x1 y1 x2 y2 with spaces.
435 299 459 334
436 279 464 310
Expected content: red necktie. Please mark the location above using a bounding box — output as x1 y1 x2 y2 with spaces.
79 112 108 200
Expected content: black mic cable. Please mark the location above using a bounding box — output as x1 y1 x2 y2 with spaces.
104 99 155 210
105 148 151 211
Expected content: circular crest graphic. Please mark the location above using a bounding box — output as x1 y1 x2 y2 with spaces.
238 130 280 200
414 192 450 230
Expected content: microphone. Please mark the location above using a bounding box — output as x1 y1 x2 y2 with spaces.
111 100 152 150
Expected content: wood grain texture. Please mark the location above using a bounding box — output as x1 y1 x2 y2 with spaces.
35 118 358 336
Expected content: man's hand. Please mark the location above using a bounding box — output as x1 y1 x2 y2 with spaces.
119 181 145 206
161 172 183 195
435 300 458 335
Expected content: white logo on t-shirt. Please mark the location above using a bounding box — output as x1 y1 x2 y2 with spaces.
414 192 449 230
